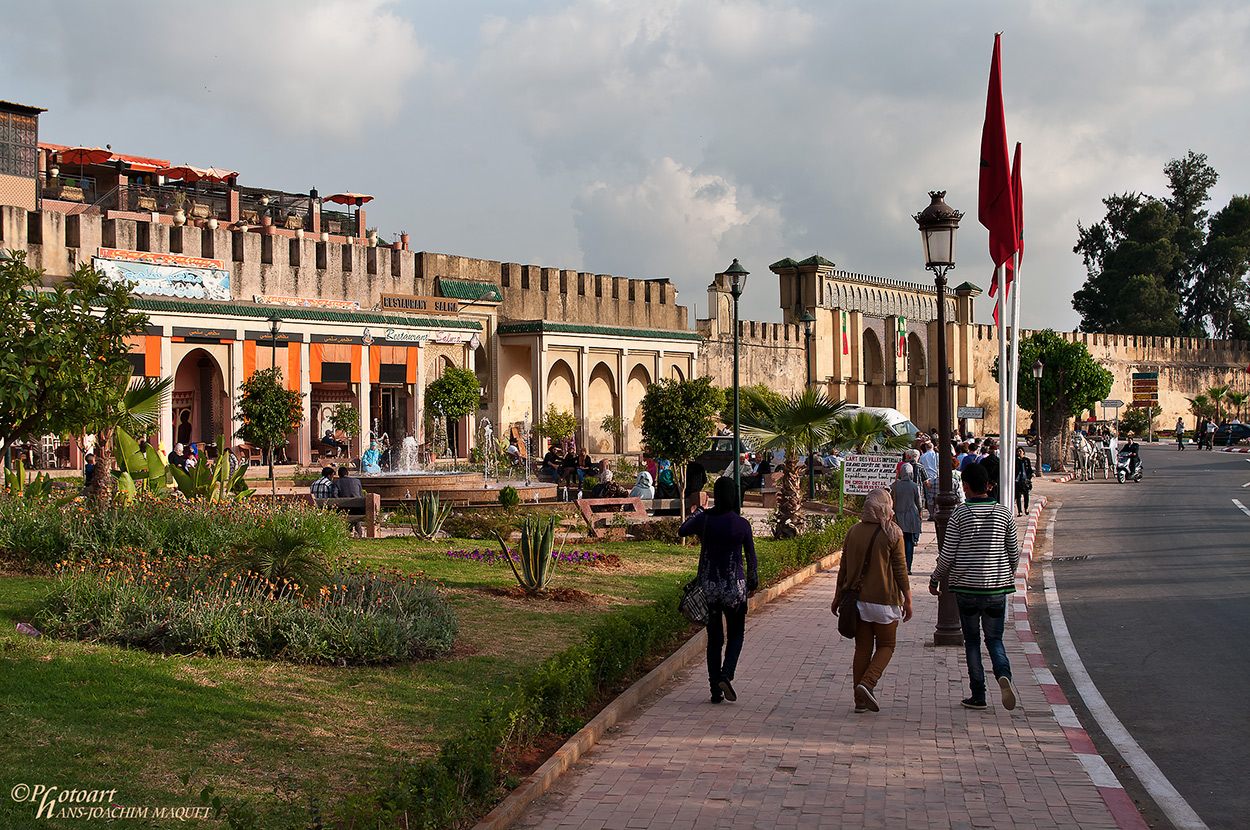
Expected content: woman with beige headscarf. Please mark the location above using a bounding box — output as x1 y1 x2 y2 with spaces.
830 488 913 713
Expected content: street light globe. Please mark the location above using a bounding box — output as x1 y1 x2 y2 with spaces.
721 258 750 296
914 191 963 270
1032 358 1044 380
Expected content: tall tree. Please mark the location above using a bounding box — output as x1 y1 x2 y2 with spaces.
0 251 148 495
1072 151 1247 337
235 367 304 491
640 377 725 523
991 330 1113 472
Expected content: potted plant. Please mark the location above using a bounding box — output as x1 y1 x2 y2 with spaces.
171 191 187 226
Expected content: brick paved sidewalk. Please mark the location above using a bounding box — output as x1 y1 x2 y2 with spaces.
513 512 1121 830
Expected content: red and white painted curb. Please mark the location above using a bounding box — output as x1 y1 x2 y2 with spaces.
1049 473 1075 483
1012 498 1150 830
1221 446 1250 453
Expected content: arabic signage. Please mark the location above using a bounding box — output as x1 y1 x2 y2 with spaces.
95 247 230 301
254 294 361 311
842 453 904 495
380 293 460 315
1130 371 1159 408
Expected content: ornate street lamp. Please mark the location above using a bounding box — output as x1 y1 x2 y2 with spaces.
1033 358 1044 475
722 259 750 501
799 310 817 500
914 191 963 647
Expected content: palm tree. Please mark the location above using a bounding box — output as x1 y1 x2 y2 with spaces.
87 376 172 501
832 411 914 454
1188 393 1213 420
1207 384 1231 421
740 387 846 536
1226 390 1248 421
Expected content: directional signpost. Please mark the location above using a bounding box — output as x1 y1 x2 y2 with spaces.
1100 399 1124 432
1131 373 1159 441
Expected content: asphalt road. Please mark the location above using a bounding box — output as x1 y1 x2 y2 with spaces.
1038 443 1250 830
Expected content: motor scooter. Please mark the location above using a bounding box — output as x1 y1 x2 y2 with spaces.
1116 450 1142 483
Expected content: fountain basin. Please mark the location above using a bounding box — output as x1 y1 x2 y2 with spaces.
359 471 556 505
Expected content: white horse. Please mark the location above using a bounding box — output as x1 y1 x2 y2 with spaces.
1072 433 1095 481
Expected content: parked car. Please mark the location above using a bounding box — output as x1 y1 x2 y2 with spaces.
1213 422 1250 446
693 435 755 475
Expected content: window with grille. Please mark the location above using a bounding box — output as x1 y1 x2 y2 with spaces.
0 112 38 178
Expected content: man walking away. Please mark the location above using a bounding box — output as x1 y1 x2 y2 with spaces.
929 462 1020 711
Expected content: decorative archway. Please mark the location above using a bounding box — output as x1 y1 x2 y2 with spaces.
172 348 227 451
862 329 888 407
585 362 618 453
626 364 652 449
907 332 928 427
546 359 579 445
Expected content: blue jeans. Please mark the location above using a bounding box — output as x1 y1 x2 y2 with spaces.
955 593 1011 701
903 532 918 573
706 602 747 693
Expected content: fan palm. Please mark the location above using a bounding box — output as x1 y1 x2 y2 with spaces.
1207 385 1231 421
89 376 173 501
740 387 846 536
832 411 914 454
1226 391 1248 421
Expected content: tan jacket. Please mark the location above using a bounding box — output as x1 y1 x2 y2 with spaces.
836 521 910 606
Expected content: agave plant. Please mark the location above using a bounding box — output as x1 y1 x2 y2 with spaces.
494 514 559 594
411 492 451 540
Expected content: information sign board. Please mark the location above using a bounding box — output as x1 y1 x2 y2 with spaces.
957 406 985 420
842 453 903 495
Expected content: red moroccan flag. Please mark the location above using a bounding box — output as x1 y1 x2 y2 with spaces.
993 142 1024 325
980 33 1017 270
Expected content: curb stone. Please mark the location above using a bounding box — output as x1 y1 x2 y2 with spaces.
470 547 843 830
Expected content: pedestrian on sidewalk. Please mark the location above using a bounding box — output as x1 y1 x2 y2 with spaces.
831 488 913 714
929 462 1020 711
891 464 922 573
1014 446 1034 516
1175 417 1185 451
679 476 758 704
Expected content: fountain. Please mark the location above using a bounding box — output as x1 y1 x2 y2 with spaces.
350 411 555 505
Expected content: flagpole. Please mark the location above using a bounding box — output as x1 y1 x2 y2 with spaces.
1007 250 1022 501
997 262 1010 503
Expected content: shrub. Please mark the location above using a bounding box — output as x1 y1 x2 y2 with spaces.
627 518 681 543
37 555 456 664
439 510 519 540
498 486 520 511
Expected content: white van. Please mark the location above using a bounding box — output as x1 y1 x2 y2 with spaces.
842 406 921 440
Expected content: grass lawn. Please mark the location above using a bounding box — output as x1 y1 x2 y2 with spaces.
0 536 699 826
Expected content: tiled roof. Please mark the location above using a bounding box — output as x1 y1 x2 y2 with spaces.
769 258 798 269
796 254 836 267
110 297 483 329
436 278 502 302
497 320 702 342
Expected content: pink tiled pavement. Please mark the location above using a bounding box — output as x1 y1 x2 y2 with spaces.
512 504 1125 830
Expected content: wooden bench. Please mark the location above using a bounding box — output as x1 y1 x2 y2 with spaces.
575 497 648 538
642 491 710 516
742 487 780 508
313 493 381 538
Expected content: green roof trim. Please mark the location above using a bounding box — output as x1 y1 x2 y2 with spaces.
953 281 982 295
797 254 835 267
436 278 502 302
769 257 798 269
497 320 703 342
111 297 483 329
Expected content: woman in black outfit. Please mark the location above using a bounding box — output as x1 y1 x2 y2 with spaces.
1014 446 1034 516
679 476 758 703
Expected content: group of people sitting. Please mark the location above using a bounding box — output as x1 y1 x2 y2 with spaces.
309 465 363 500
538 445 599 488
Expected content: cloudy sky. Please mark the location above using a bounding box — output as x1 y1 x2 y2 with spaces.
3 0 1248 330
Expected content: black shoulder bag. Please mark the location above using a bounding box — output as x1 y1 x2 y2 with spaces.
679 511 710 626
835 526 881 639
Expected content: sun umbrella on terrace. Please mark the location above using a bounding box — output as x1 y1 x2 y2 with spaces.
156 165 238 183
322 192 373 233
55 146 112 184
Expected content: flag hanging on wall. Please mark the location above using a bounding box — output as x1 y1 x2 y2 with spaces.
842 311 850 355
897 318 907 358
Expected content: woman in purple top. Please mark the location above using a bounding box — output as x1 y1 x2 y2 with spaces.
680 476 759 704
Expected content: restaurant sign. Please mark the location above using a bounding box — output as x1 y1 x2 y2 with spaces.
381 329 466 344
381 293 460 315
254 294 361 311
95 248 230 301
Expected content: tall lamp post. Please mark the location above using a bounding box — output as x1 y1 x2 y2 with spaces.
267 314 282 480
722 259 749 501
1033 359 1044 476
914 191 964 647
799 310 817 500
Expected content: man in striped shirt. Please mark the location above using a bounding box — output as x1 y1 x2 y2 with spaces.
929 462 1020 711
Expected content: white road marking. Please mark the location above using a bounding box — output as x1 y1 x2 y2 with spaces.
1241 481 1250 488
1234 499 1250 518
1043 507 1209 830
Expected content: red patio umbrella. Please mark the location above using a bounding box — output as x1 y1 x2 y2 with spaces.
322 192 373 235
55 146 112 184
156 165 237 183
